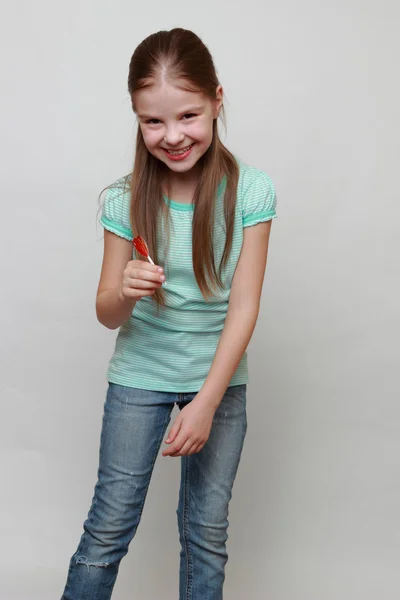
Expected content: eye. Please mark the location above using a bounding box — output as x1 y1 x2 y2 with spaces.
145 118 161 125
182 113 196 120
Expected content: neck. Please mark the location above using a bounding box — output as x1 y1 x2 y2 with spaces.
163 164 202 198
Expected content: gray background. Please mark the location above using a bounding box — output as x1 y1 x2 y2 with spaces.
1 1 399 599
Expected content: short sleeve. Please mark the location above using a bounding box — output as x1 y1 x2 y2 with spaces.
242 171 277 228
99 180 133 241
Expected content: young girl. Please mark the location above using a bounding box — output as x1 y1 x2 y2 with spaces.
61 27 277 600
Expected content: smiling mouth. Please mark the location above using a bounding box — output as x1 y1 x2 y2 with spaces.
163 143 194 156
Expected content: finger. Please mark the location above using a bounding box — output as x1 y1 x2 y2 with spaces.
193 443 205 454
163 430 188 456
129 269 165 284
170 440 198 457
130 261 164 274
122 287 155 299
127 278 162 290
165 416 183 444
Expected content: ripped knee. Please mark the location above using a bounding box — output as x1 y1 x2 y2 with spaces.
75 555 109 572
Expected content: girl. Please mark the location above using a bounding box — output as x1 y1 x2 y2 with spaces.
61 27 277 600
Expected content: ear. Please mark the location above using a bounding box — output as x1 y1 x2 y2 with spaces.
214 84 223 118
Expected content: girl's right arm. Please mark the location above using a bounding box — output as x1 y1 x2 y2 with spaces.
96 230 165 330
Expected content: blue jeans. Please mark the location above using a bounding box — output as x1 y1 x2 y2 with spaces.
61 383 247 600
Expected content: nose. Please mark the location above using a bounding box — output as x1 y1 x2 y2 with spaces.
163 126 185 147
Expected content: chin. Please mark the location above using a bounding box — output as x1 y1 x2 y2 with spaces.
167 160 199 172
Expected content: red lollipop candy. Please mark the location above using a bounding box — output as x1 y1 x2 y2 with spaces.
133 236 155 265
133 235 167 286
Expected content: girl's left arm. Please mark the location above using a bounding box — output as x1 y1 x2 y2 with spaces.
199 219 273 408
162 220 273 457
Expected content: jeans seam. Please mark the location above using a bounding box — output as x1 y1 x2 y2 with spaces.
183 456 193 600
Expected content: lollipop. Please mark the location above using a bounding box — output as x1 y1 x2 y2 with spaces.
133 235 167 287
133 236 154 265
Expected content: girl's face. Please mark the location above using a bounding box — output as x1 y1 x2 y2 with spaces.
135 80 223 175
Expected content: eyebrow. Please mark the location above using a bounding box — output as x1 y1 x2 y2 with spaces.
137 106 204 119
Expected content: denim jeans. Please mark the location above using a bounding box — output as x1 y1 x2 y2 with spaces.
61 383 247 600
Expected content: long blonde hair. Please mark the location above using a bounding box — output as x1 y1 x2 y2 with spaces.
126 28 239 305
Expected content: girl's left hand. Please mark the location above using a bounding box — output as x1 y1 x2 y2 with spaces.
162 396 216 457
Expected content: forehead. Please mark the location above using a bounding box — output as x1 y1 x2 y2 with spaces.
134 81 209 116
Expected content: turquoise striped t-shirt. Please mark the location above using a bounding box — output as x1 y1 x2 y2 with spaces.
100 158 277 392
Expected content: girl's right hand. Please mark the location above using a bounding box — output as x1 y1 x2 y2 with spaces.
119 260 165 301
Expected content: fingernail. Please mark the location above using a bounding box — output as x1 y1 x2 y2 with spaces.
158 267 163 272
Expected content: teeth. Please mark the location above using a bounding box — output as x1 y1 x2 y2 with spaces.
167 144 193 156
